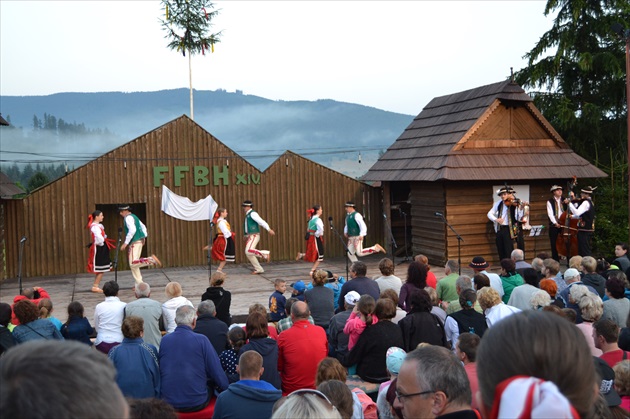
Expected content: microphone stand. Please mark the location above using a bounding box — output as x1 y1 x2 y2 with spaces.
207 221 215 280
382 212 398 264
400 209 411 264
17 237 27 295
329 218 352 279
436 213 464 275
113 227 123 283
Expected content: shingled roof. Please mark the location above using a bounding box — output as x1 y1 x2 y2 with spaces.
364 80 607 181
0 172 25 199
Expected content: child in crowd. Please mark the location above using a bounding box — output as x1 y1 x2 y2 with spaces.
38 298 63 331
377 347 406 419
61 301 95 346
290 280 306 302
220 326 247 383
268 279 287 322
344 295 378 351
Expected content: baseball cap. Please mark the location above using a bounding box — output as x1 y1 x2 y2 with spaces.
564 268 580 281
386 347 406 375
344 291 360 306
291 280 306 293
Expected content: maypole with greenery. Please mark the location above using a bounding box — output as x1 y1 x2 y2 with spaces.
160 0 221 120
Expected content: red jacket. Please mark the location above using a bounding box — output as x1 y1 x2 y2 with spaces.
277 319 327 395
11 287 51 325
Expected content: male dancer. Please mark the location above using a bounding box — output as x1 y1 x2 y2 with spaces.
487 186 524 261
242 200 275 274
343 201 385 261
118 205 161 284
567 186 596 257
546 185 566 262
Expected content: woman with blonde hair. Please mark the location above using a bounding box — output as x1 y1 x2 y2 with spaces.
38 298 62 331
305 269 334 330
161 282 193 333
477 287 520 328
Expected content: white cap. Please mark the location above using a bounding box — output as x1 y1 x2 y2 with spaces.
344 291 360 306
564 268 580 281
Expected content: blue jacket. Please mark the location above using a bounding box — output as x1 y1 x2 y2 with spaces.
13 319 64 343
212 380 281 419
61 316 94 345
109 337 160 398
239 338 281 389
159 325 229 410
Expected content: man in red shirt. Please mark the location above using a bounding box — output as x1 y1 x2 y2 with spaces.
277 301 327 395
594 319 628 368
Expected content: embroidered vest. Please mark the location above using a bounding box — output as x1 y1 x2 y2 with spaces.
548 198 567 224
124 214 146 243
578 199 595 230
244 211 260 234
216 219 231 236
346 212 360 236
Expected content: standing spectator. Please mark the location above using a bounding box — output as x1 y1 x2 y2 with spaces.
159 305 228 413
469 256 504 298
399 289 447 351
124 282 164 349
277 301 328 395
375 258 402 295
162 282 193 334
445 289 487 350
213 350 282 419
399 262 428 313
436 260 460 304
477 287 521 328
499 258 524 304
61 301 94 346
337 261 380 312
328 291 358 362
108 316 160 398
415 254 437 289
201 271 232 326
94 281 126 354
507 268 541 311
12 300 63 343
582 256 607 298
269 279 288 323
0 303 16 356
602 276 630 328
193 300 228 355
613 243 630 273
305 270 335 330
11 285 51 325
118 205 161 284
594 319 627 368
37 298 62 330
239 312 282 390
455 333 481 411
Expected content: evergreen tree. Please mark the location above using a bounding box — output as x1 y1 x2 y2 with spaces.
27 172 49 192
160 0 222 120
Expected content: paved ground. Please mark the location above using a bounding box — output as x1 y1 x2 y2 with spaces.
0 254 473 324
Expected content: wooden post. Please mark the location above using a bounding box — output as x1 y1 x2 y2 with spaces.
189 52 194 120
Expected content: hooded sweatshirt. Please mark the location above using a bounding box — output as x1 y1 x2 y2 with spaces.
212 380 282 419
239 338 282 389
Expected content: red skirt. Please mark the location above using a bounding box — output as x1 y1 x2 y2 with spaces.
211 236 235 262
305 235 324 262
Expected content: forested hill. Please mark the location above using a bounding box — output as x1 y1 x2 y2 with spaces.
0 88 414 177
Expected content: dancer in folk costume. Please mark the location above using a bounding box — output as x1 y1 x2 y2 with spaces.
344 201 385 260
203 208 235 272
86 210 114 293
296 205 325 275
118 205 161 284
242 200 275 275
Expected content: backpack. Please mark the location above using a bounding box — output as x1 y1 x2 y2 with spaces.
351 388 377 419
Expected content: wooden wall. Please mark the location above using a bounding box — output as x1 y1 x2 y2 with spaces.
2 116 381 279
410 182 447 265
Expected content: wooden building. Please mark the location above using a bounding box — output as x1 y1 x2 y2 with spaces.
2 116 381 279
364 80 607 267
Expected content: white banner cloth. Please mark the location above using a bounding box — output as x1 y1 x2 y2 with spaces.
161 185 218 221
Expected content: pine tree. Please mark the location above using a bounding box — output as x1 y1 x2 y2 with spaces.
160 0 222 120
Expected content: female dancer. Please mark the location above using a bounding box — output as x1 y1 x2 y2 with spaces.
296 205 324 275
204 208 235 272
86 210 113 293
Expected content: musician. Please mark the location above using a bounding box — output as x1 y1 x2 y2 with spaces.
487 186 524 261
566 186 596 257
546 185 567 262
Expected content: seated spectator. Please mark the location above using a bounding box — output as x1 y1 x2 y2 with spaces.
193 300 228 355
476 311 596 417
271 389 340 419
124 282 164 349
305 270 335 330
477 287 520 328
613 360 630 411
376 347 406 419
344 295 377 352
445 289 487 350
317 380 355 419
399 289 447 351
344 298 404 383
507 268 540 311
456 333 481 411
499 258 524 304
539 278 558 300
375 258 403 295
213 350 282 419
248 303 279 339
277 297 315 333
572 285 604 356
201 271 232 326
269 279 288 323
307 271 348 312
162 282 193 334
594 319 627 368
315 357 366 419
569 255 583 270
337 261 380 313
444 276 482 315
558 268 598 322
290 280 306 302
582 256 607 298
424 286 446 325
529 290 552 310
328 292 357 362
472 273 490 291
415 254 437 289
381 288 407 324
11 285 51 325
436 260 460 305
94 281 126 354
531 257 544 280
240 312 282 390
220 326 247 382
61 301 95 346
159 305 228 413
127 398 177 419
399 261 428 313
108 316 160 398
37 298 62 331
603 275 630 328
0 303 16 356
613 243 630 274
512 249 532 276
469 256 504 298
12 300 63 343
542 258 567 295
0 340 128 418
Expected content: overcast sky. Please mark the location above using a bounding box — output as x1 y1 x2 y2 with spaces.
0 1 554 115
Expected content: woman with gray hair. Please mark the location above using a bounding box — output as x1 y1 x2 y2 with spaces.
162 282 193 334
571 285 604 356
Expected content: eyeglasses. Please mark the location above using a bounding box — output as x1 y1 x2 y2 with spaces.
395 389 435 402
288 389 335 408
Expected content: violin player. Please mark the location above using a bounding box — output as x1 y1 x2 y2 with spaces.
565 186 597 257
487 186 525 261
547 185 567 262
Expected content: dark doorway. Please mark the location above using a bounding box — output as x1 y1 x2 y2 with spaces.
97 203 147 272
390 183 412 260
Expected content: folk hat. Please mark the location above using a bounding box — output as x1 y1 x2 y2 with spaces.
241 200 253 207
550 185 563 192
117 205 130 212
496 186 515 196
469 256 489 270
580 186 597 195
344 201 356 208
